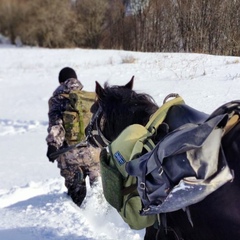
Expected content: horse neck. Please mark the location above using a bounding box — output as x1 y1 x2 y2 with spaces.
104 103 158 142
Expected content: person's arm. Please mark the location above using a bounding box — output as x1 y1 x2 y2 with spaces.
46 96 66 162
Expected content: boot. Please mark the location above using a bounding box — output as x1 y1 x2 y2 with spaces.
68 168 87 207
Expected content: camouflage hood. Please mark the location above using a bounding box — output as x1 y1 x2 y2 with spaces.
53 78 83 96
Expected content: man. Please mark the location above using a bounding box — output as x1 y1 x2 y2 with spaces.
46 67 100 207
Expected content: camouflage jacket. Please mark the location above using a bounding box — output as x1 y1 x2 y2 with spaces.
46 78 83 149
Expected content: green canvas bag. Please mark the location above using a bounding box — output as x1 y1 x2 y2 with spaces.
100 95 185 230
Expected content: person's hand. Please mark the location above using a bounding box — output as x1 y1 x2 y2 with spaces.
46 145 57 163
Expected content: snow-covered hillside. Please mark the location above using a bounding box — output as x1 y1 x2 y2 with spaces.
0 44 240 239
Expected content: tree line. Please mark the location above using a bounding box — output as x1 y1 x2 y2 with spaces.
0 0 239 56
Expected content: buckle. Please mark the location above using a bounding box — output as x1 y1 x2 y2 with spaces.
158 166 163 175
140 182 146 190
142 207 150 212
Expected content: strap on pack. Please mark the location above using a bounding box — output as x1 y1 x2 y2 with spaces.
143 94 185 152
146 94 185 132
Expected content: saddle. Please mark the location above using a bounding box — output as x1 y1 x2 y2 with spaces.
164 104 209 131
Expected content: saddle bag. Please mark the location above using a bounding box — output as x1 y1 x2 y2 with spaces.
126 101 240 216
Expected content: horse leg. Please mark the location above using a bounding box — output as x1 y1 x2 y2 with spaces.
144 225 159 240
144 215 186 240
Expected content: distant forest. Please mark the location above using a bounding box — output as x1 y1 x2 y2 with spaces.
0 0 239 56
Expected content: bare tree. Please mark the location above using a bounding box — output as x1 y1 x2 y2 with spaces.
0 0 27 43
74 0 108 48
19 0 77 48
0 0 239 55
101 0 126 49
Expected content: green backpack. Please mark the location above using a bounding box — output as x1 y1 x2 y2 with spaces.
100 94 185 230
61 90 96 146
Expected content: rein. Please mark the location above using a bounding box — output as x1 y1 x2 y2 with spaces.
87 105 111 148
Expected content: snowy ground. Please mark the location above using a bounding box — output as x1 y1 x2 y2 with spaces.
0 43 240 239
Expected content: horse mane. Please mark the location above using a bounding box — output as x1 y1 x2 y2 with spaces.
99 82 159 141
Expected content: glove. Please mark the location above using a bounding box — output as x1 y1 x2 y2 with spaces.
47 145 57 163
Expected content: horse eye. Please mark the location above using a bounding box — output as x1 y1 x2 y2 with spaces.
90 104 98 113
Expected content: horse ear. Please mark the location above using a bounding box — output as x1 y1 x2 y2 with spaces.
95 81 105 99
124 76 134 89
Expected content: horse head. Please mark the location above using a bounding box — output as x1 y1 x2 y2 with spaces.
85 76 158 148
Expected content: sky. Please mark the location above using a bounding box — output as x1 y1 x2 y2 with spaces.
0 41 240 240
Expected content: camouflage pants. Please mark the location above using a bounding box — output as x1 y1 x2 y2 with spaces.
57 145 100 206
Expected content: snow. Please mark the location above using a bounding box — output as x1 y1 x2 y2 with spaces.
0 42 240 240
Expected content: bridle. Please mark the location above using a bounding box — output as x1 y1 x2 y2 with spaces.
86 105 111 149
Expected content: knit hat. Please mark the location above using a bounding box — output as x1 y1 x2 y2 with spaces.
58 67 77 83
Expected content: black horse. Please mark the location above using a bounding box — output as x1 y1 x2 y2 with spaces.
86 77 240 240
